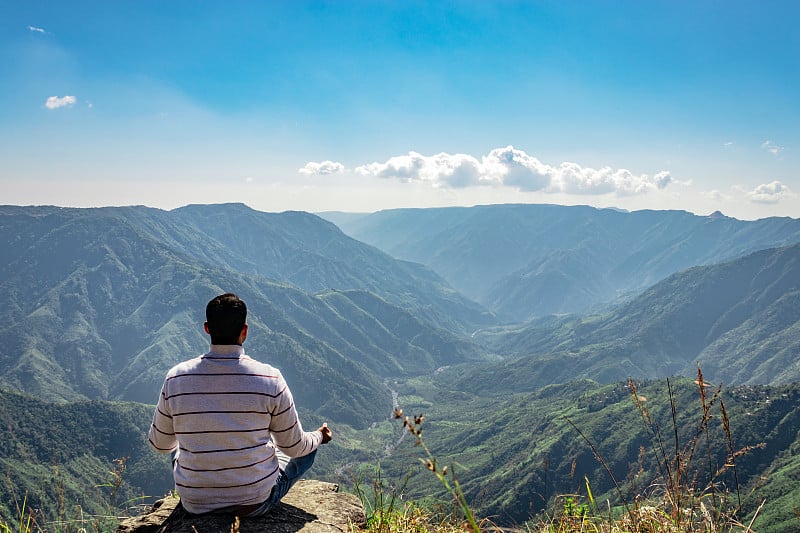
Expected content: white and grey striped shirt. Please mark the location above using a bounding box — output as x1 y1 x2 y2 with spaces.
148 344 322 514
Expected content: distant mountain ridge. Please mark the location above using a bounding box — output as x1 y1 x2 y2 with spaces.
1 204 493 333
467 241 800 391
325 204 800 320
0 204 493 427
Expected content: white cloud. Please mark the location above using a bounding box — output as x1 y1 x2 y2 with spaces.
298 160 345 175
431 152 484 188
356 151 487 188
44 95 76 110
27 25 46 33
761 140 784 156
653 171 673 189
356 146 673 196
747 180 793 204
481 146 550 191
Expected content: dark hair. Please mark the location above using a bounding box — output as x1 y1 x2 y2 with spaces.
206 293 247 344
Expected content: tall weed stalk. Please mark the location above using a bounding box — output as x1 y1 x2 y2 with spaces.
351 462 411 533
628 368 760 528
394 408 483 533
560 368 763 532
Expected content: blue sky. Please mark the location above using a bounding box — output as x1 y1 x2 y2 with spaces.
1 1 798 219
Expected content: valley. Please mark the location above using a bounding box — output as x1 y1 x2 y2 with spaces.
1 202 799 531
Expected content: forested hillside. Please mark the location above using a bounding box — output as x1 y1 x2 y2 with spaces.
2 203 800 531
464 242 800 392
0 205 494 426
377 376 800 532
326 204 800 320
0 389 168 523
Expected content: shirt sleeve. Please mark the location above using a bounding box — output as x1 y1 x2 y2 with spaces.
269 376 322 457
148 381 178 453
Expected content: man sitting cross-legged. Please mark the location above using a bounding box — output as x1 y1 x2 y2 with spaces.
148 292 332 516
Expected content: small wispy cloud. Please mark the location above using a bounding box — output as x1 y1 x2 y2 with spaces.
27 25 46 33
706 189 727 201
722 141 734 148
761 140 784 156
298 160 345 175
44 95 77 110
355 146 674 196
747 180 793 204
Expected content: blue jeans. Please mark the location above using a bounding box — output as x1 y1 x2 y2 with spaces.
244 448 317 517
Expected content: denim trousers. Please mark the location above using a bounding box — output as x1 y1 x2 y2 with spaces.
243 448 317 517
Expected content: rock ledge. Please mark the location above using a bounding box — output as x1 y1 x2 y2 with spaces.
117 480 365 532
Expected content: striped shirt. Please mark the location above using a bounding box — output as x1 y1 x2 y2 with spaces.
148 344 322 514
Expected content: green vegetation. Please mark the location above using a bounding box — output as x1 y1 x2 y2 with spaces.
353 372 796 532
0 390 169 531
3 374 800 531
354 372 800 530
2 204 800 531
468 242 800 391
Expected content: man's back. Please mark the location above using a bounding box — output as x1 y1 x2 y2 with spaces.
149 344 321 514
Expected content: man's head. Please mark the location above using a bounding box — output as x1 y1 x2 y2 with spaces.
205 293 248 345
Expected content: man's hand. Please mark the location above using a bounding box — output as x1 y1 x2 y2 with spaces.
318 422 333 444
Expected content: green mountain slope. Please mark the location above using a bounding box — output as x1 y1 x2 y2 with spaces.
0 205 493 428
4 376 798 531
0 389 171 523
1 204 494 334
326 204 800 321
380 377 800 528
468 242 800 391
171 203 494 334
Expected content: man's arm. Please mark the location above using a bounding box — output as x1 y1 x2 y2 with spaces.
269 378 326 456
148 382 178 453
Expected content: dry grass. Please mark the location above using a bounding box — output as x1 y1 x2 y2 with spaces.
357 368 764 533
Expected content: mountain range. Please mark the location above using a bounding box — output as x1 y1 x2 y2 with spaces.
324 204 800 321
0 204 492 427
2 202 800 530
462 241 800 392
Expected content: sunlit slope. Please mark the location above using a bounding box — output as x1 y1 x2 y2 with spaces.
382 377 800 527
0 205 493 428
329 204 800 320
469 242 800 391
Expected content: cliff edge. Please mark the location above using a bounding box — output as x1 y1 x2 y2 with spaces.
116 480 366 532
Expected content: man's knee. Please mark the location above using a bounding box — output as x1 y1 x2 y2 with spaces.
285 449 317 480
293 449 317 470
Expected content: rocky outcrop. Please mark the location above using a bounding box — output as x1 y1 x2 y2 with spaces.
116 480 365 532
